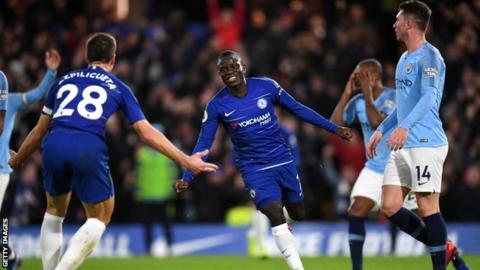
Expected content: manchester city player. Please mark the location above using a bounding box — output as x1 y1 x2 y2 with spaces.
9 32 218 270
367 1 463 269
173 50 352 270
331 59 418 270
0 72 6 136
0 49 61 270
333 59 470 270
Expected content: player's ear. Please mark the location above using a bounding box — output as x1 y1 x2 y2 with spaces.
110 54 116 68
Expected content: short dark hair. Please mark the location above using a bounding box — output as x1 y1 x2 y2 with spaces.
399 0 432 32
86 32 116 63
218 50 242 62
358 59 383 77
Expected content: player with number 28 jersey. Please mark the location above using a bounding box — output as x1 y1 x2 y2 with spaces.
41 65 145 203
43 66 144 138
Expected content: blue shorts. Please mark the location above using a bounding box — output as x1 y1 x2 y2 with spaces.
242 161 304 210
42 129 114 204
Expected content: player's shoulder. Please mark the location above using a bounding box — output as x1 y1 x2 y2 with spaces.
0 70 7 90
350 93 364 103
248 77 281 88
207 86 229 108
420 43 444 62
93 67 132 92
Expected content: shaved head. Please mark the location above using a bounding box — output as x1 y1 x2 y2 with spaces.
357 58 383 77
218 50 243 65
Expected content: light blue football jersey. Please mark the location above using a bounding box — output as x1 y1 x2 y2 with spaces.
379 42 448 148
0 69 57 173
343 88 396 173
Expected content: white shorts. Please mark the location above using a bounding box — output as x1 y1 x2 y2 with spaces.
351 168 383 206
350 168 418 210
383 146 448 193
0 173 10 210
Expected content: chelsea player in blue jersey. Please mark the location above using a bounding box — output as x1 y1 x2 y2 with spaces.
366 2 468 270
0 49 61 270
173 50 352 270
9 33 218 270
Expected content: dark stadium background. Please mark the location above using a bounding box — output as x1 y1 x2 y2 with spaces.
1 0 478 230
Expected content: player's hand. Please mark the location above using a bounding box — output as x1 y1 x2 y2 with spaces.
185 149 218 174
387 127 408 151
45 49 61 71
354 69 373 96
8 150 21 169
172 179 189 193
336 127 353 141
367 130 383 158
344 71 360 96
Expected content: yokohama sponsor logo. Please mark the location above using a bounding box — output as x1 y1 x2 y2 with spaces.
238 112 271 128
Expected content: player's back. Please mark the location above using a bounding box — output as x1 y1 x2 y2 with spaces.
395 42 447 148
43 66 144 140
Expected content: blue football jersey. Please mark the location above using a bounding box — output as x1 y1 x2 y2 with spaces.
343 88 396 173
43 66 145 138
379 43 447 148
183 77 338 181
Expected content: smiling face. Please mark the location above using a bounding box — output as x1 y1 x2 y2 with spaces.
217 54 246 89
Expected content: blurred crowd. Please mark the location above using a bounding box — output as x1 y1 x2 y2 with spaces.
0 0 479 225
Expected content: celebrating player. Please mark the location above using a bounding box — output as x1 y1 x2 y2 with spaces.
367 1 464 269
8 32 218 270
0 49 61 270
173 50 352 270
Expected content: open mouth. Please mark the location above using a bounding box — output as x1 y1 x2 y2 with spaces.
228 76 237 83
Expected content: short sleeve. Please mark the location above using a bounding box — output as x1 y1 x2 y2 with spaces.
42 83 59 116
342 94 360 125
120 86 145 124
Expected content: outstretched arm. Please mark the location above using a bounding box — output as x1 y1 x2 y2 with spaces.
181 105 220 182
132 119 218 175
274 82 352 141
9 114 51 169
174 104 220 193
10 49 60 111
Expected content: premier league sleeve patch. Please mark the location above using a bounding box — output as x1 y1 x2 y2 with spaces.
424 67 438 78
